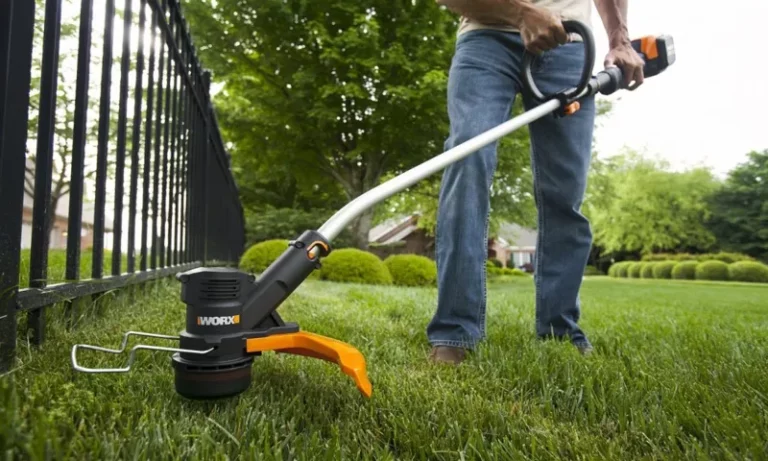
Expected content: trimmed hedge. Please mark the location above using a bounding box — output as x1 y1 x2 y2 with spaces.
728 261 768 283
610 261 633 278
384 254 437 287
640 262 657 279
671 261 698 280
652 261 677 279
319 248 392 285
695 260 729 281
584 265 604 276
628 262 644 278
239 239 289 274
642 251 755 263
609 258 768 284
502 267 528 276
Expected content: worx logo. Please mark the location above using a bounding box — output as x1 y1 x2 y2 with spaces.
197 315 240 326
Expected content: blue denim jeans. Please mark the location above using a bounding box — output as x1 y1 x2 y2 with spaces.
427 29 595 349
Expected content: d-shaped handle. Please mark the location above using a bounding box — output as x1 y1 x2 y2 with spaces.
522 20 595 104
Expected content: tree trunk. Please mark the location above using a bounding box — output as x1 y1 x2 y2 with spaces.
350 207 374 250
46 194 59 246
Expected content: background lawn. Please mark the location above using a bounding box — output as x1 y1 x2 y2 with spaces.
1 275 767 459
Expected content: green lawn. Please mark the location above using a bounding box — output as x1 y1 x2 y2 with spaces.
2 275 767 459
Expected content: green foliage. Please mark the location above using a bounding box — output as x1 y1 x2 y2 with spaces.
641 252 755 263
502 267 528 276
727 261 768 283
584 265 604 276
245 207 354 249
652 261 677 279
640 262 657 279
705 150 768 262
183 0 460 246
239 239 289 273
695 261 730 281
376 98 538 236
671 261 699 280
608 261 633 278
319 248 392 285
628 262 643 278
584 150 720 255
383 254 437 287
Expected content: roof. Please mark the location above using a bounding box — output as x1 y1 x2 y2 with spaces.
369 214 420 244
496 222 537 249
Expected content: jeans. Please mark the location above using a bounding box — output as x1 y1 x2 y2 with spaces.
427 29 595 349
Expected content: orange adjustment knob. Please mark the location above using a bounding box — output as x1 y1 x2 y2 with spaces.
246 331 372 398
563 102 580 115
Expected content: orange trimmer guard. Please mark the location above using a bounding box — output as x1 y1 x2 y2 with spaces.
246 331 372 398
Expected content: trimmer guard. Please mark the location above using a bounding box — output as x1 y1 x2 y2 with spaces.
246 331 372 397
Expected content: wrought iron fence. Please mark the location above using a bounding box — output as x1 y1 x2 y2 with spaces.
0 0 245 371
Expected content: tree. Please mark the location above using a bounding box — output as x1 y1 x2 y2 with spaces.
583 149 720 256
183 0 459 248
705 149 768 261
375 96 538 237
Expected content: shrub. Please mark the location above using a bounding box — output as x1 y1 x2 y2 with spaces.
708 252 756 264
652 261 677 279
728 261 768 283
239 239 289 273
487 267 503 276
628 262 643 278
671 261 698 280
489 259 503 268
611 261 632 278
383 254 437 287
584 265 604 276
318 248 392 285
640 262 657 279
695 260 729 281
502 267 528 276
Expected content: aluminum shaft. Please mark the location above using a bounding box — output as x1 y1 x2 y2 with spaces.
317 98 561 242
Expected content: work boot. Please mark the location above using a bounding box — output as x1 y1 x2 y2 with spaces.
428 345 467 365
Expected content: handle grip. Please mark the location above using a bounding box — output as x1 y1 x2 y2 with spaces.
522 20 595 104
593 66 624 95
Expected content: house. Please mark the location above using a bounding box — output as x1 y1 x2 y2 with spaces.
368 213 537 269
494 222 537 269
20 159 112 250
368 214 435 260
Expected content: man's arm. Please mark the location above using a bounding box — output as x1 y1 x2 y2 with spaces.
436 0 568 54
593 0 645 89
436 0 534 26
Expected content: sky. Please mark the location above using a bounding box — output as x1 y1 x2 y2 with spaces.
587 0 768 177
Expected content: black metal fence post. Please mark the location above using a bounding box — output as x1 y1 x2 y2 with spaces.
27 0 63 344
0 0 36 371
2 0 246 363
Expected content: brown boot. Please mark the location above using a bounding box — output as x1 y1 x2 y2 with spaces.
428 345 467 365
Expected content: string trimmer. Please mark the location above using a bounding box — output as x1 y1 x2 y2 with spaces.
71 21 674 399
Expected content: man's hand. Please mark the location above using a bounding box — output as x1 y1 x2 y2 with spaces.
437 0 567 54
517 4 568 54
593 0 644 89
604 41 645 90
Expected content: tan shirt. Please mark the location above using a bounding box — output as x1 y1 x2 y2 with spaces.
458 0 592 37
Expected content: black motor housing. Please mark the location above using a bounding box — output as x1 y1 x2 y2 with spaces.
170 231 328 399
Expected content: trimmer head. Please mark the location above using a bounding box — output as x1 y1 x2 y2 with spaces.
71 230 372 399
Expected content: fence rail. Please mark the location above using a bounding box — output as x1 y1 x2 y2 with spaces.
0 0 245 371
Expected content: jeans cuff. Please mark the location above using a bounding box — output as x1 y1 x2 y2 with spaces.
429 339 476 350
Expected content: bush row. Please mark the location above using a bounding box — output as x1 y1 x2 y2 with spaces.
640 251 755 263
486 260 531 277
239 240 438 286
608 259 768 283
